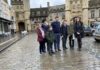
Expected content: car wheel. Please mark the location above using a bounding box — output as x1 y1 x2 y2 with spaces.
95 38 100 42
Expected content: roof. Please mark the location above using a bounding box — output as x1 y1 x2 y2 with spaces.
30 7 48 11
89 0 100 8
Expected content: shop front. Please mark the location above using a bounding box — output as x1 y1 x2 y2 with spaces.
0 17 14 43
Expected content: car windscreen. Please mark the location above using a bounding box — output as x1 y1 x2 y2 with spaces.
97 25 100 29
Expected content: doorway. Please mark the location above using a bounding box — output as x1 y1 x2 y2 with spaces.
18 22 25 32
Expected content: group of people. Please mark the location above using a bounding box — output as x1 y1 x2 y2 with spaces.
36 16 84 55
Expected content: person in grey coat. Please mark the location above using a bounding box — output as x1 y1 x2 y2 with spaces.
68 19 75 49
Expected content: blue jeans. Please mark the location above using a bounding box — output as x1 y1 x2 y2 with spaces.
54 33 60 51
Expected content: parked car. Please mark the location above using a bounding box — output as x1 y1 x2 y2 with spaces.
84 26 93 36
93 25 100 41
91 22 100 33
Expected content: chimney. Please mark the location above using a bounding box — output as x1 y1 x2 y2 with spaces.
47 2 50 7
40 4 42 8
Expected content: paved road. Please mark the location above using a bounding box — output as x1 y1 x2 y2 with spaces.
0 33 100 70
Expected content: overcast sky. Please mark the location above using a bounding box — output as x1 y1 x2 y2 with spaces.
8 0 65 8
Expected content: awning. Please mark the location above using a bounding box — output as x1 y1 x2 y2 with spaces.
0 17 12 23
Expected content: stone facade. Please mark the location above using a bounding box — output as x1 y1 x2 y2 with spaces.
65 0 89 25
1 0 11 20
30 7 49 22
30 3 65 24
0 0 1 17
0 0 12 35
89 0 100 23
11 0 31 32
49 4 65 22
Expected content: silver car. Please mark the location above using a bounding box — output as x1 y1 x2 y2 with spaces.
91 22 100 32
93 25 100 41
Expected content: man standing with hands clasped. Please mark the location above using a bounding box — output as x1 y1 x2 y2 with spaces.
61 20 68 50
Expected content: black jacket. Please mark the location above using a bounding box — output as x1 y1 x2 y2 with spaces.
51 21 61 33
74 22 84 38
61 24 68 36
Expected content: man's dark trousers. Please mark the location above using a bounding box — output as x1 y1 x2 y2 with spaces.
77 34 82 49
69 35 74 48
62 35 67 50
47 42 53 54
54 33 60 52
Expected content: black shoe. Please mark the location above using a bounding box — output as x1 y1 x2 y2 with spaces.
40 52 42 54
65 47 68 49
70 47 74 50
58 49 61 51
63 47 68 50
55 49 58 52
51 51 55 54
43 51 46 53
78 48 81 51
49 52 53 56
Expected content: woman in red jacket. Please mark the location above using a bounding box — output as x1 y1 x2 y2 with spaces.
36 23 45 54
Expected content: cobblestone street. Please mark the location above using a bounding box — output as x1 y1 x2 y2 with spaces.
0 33 100 70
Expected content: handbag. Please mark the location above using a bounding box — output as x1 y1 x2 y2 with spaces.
72 34 75 40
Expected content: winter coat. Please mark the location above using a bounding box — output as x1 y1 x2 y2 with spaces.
46 30 55 43
68 24 74 35
60 24 68 36
42 24 49 33
51 21 61 34
36 28 45 42
74 22 84 38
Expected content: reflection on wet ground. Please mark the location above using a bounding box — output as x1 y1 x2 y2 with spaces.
0 34 100 70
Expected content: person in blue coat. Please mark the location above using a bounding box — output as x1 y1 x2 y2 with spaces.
51 16 61 52
61 20 68 50
74 17 84 51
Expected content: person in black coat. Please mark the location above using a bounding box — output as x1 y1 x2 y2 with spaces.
74 17 84 51
61 20 68 50
41 19 49 52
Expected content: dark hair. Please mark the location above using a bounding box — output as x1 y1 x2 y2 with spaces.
55 16 59 19
42 19 46 23
62 20 67 25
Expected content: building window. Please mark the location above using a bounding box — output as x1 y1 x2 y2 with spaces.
0 10 1 17
11 16 14 20
16 12 19 18
37 11 40 15
20 6 23 9
99 9 100 17
43 11 45 14
91 10 95 18
16 6 19 9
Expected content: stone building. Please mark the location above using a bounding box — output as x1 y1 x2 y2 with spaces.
30 7 49 22
0 0 12 35
11 0 31 32
65 0 89 24
30 2 65 24
30 7 49 30
49 4 65 22
89 0 100 23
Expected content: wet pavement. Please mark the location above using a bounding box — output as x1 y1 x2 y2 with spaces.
0 33 100 70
